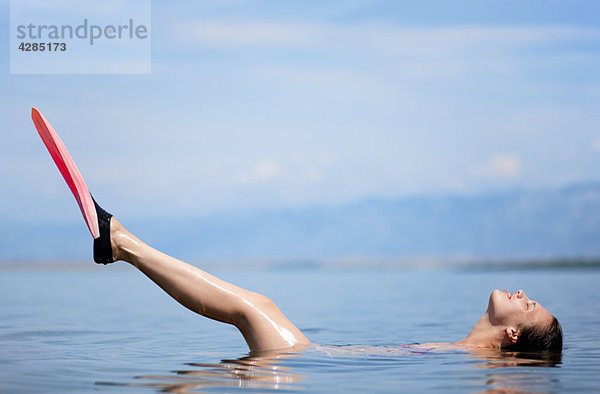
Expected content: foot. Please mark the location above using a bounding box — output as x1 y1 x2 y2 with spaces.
93 198 114 264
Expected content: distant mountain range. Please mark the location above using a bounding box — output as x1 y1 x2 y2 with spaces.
3 182 600 264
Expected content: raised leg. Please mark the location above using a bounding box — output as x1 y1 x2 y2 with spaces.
109 218 310 352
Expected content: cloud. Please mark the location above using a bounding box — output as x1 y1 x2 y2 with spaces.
473 154 521 179
235 153 337 184
236 159 284 183
170 21 600 52
258 64 384 97
303 168 323 182
173 21 319 46
166 21 600 82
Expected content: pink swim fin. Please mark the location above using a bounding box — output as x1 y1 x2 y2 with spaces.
32 108 100 239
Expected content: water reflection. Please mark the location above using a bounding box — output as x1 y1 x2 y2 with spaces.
470 349 562 368
96 348 306 392
96 346 563 392
469 349 562 393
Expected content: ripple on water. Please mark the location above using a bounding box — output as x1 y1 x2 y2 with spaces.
1 268 599 392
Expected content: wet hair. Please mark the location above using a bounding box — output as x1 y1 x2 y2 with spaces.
503 315 563 353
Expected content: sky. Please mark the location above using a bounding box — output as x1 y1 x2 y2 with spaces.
1 0 599 224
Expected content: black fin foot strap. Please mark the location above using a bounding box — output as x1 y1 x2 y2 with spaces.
92 196 114 265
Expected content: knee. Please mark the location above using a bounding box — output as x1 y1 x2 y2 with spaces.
235 292 277 325
247 291 277 312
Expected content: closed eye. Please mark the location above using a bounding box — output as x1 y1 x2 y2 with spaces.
528 302 536 312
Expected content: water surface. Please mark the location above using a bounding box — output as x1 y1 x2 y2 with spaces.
1 264 599 392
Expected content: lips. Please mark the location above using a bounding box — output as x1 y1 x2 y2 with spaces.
504 290 514 299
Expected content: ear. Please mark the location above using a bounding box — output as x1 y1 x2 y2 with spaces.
505 327 519 344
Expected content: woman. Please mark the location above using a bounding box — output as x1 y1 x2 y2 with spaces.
91 200 562 353
33 108 562 354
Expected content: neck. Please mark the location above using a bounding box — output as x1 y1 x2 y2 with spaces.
456 313 503 349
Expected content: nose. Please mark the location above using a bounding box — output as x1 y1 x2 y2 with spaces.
517 290 528 300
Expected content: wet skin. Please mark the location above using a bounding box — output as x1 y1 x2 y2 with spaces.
488 289 554 331
109 216 554 352
110 217 310 352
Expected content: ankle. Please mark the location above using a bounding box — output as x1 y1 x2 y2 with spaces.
109 218 140 263
109 217 127 262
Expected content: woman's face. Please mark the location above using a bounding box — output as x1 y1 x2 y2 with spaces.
487 289 553 330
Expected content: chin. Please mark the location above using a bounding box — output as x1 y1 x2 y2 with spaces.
487 289 503 312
